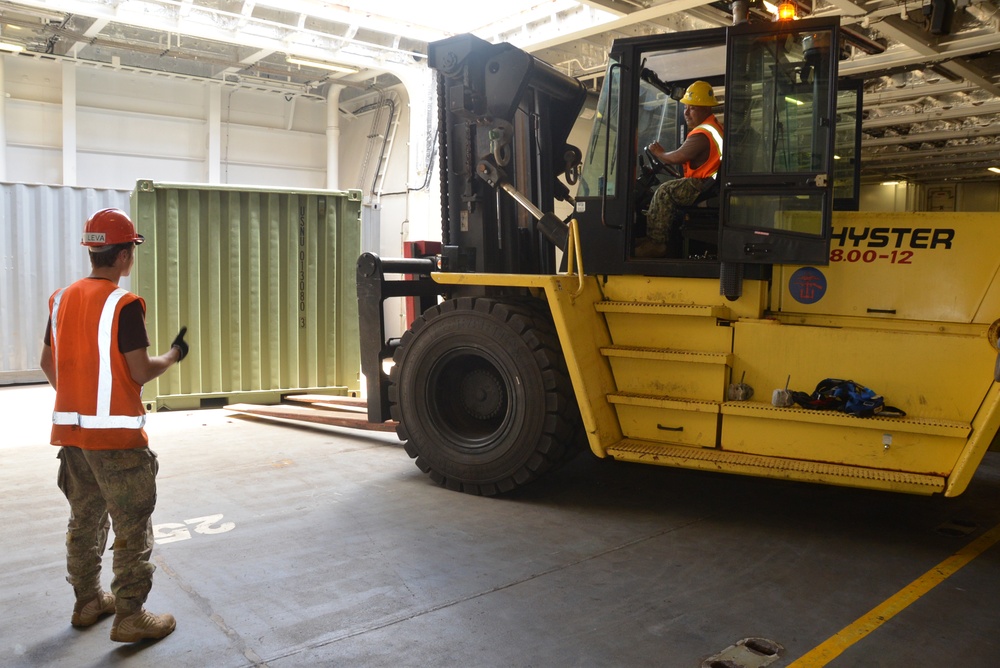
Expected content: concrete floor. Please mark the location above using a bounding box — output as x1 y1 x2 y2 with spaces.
3 383 999 668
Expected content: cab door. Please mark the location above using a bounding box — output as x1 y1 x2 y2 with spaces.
719 17 840 266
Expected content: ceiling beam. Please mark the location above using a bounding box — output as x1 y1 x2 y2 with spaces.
523 0 718 53
864 145 1000 167
252 0 446 43
820 0 867 17
864 81 975 105
68 16 108 57
238 1 256 29
12 0 422 69
862 124 1000 147
937 58 1000 98
816 0 943 28
863 99 1000 128
216 46 276 76
684 5 733 27
840 34 1000 76
862 162 1000 181
873 15 946 58
864 158 1000 172
575 0 635 15
863 16 1000 96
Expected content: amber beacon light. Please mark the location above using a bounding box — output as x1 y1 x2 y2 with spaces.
777 1 797 20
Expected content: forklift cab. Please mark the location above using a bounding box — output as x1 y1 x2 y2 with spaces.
575 17 851 287
632 57 726 260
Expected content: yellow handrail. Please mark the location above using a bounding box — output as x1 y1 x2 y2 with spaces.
563 218 586 296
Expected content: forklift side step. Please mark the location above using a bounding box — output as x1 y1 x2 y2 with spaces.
606 439 946 494
595 301 731 319
601 346 732 366
720 401 971 438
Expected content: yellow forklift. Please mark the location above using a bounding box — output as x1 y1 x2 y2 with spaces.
357 13 1000 496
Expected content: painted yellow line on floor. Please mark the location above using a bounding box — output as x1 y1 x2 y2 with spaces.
789 520 1000 667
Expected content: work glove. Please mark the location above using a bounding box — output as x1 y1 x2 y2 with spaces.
171 326 189 362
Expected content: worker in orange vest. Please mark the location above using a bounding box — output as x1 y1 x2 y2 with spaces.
636 80 723 259
39 208 188 643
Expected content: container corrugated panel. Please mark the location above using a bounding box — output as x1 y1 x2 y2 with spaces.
132 181 363 411
0 182 131 385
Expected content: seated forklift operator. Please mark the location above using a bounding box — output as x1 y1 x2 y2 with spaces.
635 80 723 259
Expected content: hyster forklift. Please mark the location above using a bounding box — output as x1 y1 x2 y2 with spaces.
356 12 1000 497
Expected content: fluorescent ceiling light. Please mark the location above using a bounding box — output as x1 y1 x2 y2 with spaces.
286 56 358 74
784 96 804 106
0 41 24 53
881 181 900 186
988 167 1000 175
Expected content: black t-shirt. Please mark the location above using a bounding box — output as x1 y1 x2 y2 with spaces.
44 282 150 354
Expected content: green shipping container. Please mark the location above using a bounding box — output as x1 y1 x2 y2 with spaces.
131 181 362 411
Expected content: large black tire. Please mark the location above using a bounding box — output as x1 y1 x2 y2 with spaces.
389 296 580 495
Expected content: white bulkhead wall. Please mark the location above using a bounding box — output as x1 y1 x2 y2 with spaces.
0 53 438 237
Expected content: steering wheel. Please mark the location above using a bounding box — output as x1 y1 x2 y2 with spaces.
643 145 683 179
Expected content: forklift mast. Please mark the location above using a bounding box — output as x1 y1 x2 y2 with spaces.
357 36 587 422
427 34 587 275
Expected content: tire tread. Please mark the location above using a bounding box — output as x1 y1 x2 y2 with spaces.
389 295 581 495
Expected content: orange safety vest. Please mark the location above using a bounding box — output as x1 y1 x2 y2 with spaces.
48 278 148 450
683 115 724 180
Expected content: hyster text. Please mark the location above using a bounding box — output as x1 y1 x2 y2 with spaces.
831 227 954 249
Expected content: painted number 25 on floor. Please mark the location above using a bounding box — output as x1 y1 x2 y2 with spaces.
153 514 235 544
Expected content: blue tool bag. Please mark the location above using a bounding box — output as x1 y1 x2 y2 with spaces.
790 379 905 418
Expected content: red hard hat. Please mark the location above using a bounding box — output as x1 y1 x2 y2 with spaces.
81 208 145 247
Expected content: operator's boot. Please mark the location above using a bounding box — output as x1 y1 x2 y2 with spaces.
110 608 176 643
71 590 116 627
634 237 667 259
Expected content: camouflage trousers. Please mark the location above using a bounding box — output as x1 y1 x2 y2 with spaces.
646 177 715 243
57 446 158 614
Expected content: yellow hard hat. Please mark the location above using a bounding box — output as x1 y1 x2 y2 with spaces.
680 81 718 107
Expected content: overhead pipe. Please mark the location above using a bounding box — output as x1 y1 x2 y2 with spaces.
62 60 77 186
731 0 750 24
352 94 398 202
0 58 6 181
327 84 344 190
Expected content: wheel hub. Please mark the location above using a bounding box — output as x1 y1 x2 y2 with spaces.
459 368 505 420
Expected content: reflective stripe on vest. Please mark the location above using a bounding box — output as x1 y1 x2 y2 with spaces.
51 288 65 350
53 411 147 429
51 287 144 431
697 122 724 158
694 120 724 179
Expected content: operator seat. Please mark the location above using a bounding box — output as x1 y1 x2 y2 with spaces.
678 180 721 255
678 126 764 257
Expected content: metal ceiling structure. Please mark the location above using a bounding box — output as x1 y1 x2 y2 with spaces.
1 0 998 184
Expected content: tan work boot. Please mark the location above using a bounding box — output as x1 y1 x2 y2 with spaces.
110 609 176 643
634 237 668 259
71 591 116 627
